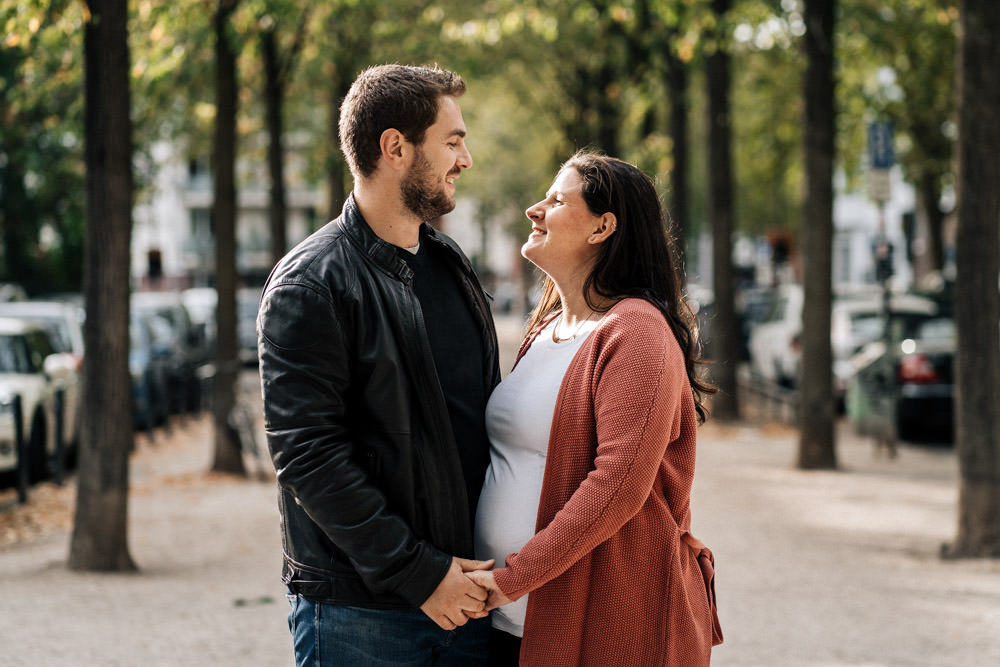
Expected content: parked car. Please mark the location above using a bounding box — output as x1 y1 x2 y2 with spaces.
0 300 85 450
129 311 171 431
736 286 777 362
0 317 78 480
831 292 938 405
178 286 261 366
181 287 217 357
748 283 803 387
238 286 262 365
846 315 954 443
131 291 204 413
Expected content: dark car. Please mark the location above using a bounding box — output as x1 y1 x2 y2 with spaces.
846 315 954 443
238 286 262 365
130 311 171 431
131 291 204 413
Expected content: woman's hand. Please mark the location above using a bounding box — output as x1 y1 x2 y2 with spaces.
465 569 513 610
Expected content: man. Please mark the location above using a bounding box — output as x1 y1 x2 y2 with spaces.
257 65 500 666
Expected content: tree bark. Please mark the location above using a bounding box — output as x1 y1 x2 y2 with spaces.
917 171 945 275
797 0 837 469
665 37 689 268
327 76 349 221
595 60 619 156
262 27 287 269
68 0 136 571
946 0 1000 558
0 152 35 285
211 0 245 475
705 0 740 420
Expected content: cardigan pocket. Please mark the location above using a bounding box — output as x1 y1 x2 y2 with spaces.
680 531 724 646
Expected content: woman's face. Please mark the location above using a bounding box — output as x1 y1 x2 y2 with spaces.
522 168 607 277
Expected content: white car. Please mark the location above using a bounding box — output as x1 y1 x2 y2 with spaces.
748 284 803 387
831 292 938 400
0 300 84 449
0 317 79 479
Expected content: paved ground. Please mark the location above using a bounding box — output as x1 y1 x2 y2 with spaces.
1 313 998 666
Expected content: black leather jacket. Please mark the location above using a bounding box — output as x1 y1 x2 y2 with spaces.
257 195 500 609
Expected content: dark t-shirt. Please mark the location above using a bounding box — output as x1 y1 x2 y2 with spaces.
397 243 490 521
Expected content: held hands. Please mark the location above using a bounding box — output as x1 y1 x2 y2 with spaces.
464 569 513 611
420 557 494 630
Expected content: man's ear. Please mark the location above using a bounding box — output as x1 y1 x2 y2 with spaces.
588 212 618 244
379 129 410 171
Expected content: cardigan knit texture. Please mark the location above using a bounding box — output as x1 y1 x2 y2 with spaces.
492 298 722 666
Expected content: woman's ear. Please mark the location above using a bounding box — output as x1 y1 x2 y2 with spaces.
588 212 618 244
379 129 410 171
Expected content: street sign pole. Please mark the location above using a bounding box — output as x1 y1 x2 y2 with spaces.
868 121 897 452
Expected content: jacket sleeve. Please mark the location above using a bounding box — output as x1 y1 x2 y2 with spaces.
493 308 686 600
258 281 450 607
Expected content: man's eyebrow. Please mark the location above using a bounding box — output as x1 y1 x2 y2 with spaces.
448 128 467 139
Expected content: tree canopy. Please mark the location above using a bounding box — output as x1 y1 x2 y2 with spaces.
0 0 962 294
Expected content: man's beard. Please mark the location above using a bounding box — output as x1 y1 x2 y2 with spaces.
401 148 457 221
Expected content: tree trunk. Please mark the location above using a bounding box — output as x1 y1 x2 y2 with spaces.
68 0 136 572
327 76 349 220
946 0 1000 558
211 0 245 475
705 0 740 420
918 171 945 275
595 60 619 156
797 0 837 469
0 153 35 285
566 67 596 151
262 27 287 269
665 46 689 267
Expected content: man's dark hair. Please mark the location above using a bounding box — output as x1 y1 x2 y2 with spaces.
339 64 466 178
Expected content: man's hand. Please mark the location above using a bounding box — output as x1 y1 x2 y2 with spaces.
464 569 513 611
419 557 494 630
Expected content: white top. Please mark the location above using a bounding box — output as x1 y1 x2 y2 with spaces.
474 315 600 637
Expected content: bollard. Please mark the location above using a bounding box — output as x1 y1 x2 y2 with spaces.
12 394 28 504
52 388 65 485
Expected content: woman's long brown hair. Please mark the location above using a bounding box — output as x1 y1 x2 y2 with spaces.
524 150 717 423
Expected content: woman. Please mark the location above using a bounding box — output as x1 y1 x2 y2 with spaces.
472 151 722 666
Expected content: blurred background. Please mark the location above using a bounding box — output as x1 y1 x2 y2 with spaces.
0 0 974 443
1 1 999 664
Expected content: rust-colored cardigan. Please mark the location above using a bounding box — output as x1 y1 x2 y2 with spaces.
492 298 722 666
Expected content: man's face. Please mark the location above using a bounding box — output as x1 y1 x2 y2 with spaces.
401 95 473 221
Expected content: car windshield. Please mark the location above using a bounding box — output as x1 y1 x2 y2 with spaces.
0 335 32 373
36 319 72 353
914 318 955 342
849 313 883 342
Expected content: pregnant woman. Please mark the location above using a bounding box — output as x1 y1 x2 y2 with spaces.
473 151 723 666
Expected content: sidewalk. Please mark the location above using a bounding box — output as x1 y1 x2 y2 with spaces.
0 412 290 667
696 420 1000 666
2 329 999 665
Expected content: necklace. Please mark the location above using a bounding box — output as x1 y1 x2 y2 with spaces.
552 310 600 343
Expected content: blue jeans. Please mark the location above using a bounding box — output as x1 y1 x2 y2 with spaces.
286 592 490 666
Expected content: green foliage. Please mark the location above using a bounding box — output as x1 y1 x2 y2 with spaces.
0 0 967 294
728 1 806 234
0 0 85 294
839 0 957 192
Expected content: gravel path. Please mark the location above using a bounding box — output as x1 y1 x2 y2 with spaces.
698 421 1000 667
1 321 998 665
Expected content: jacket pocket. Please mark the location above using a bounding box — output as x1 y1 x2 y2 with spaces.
680 531 724 646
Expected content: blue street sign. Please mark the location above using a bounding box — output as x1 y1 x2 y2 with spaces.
867 121 895 169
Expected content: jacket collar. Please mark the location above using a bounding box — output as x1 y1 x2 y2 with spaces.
339 193 458 284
